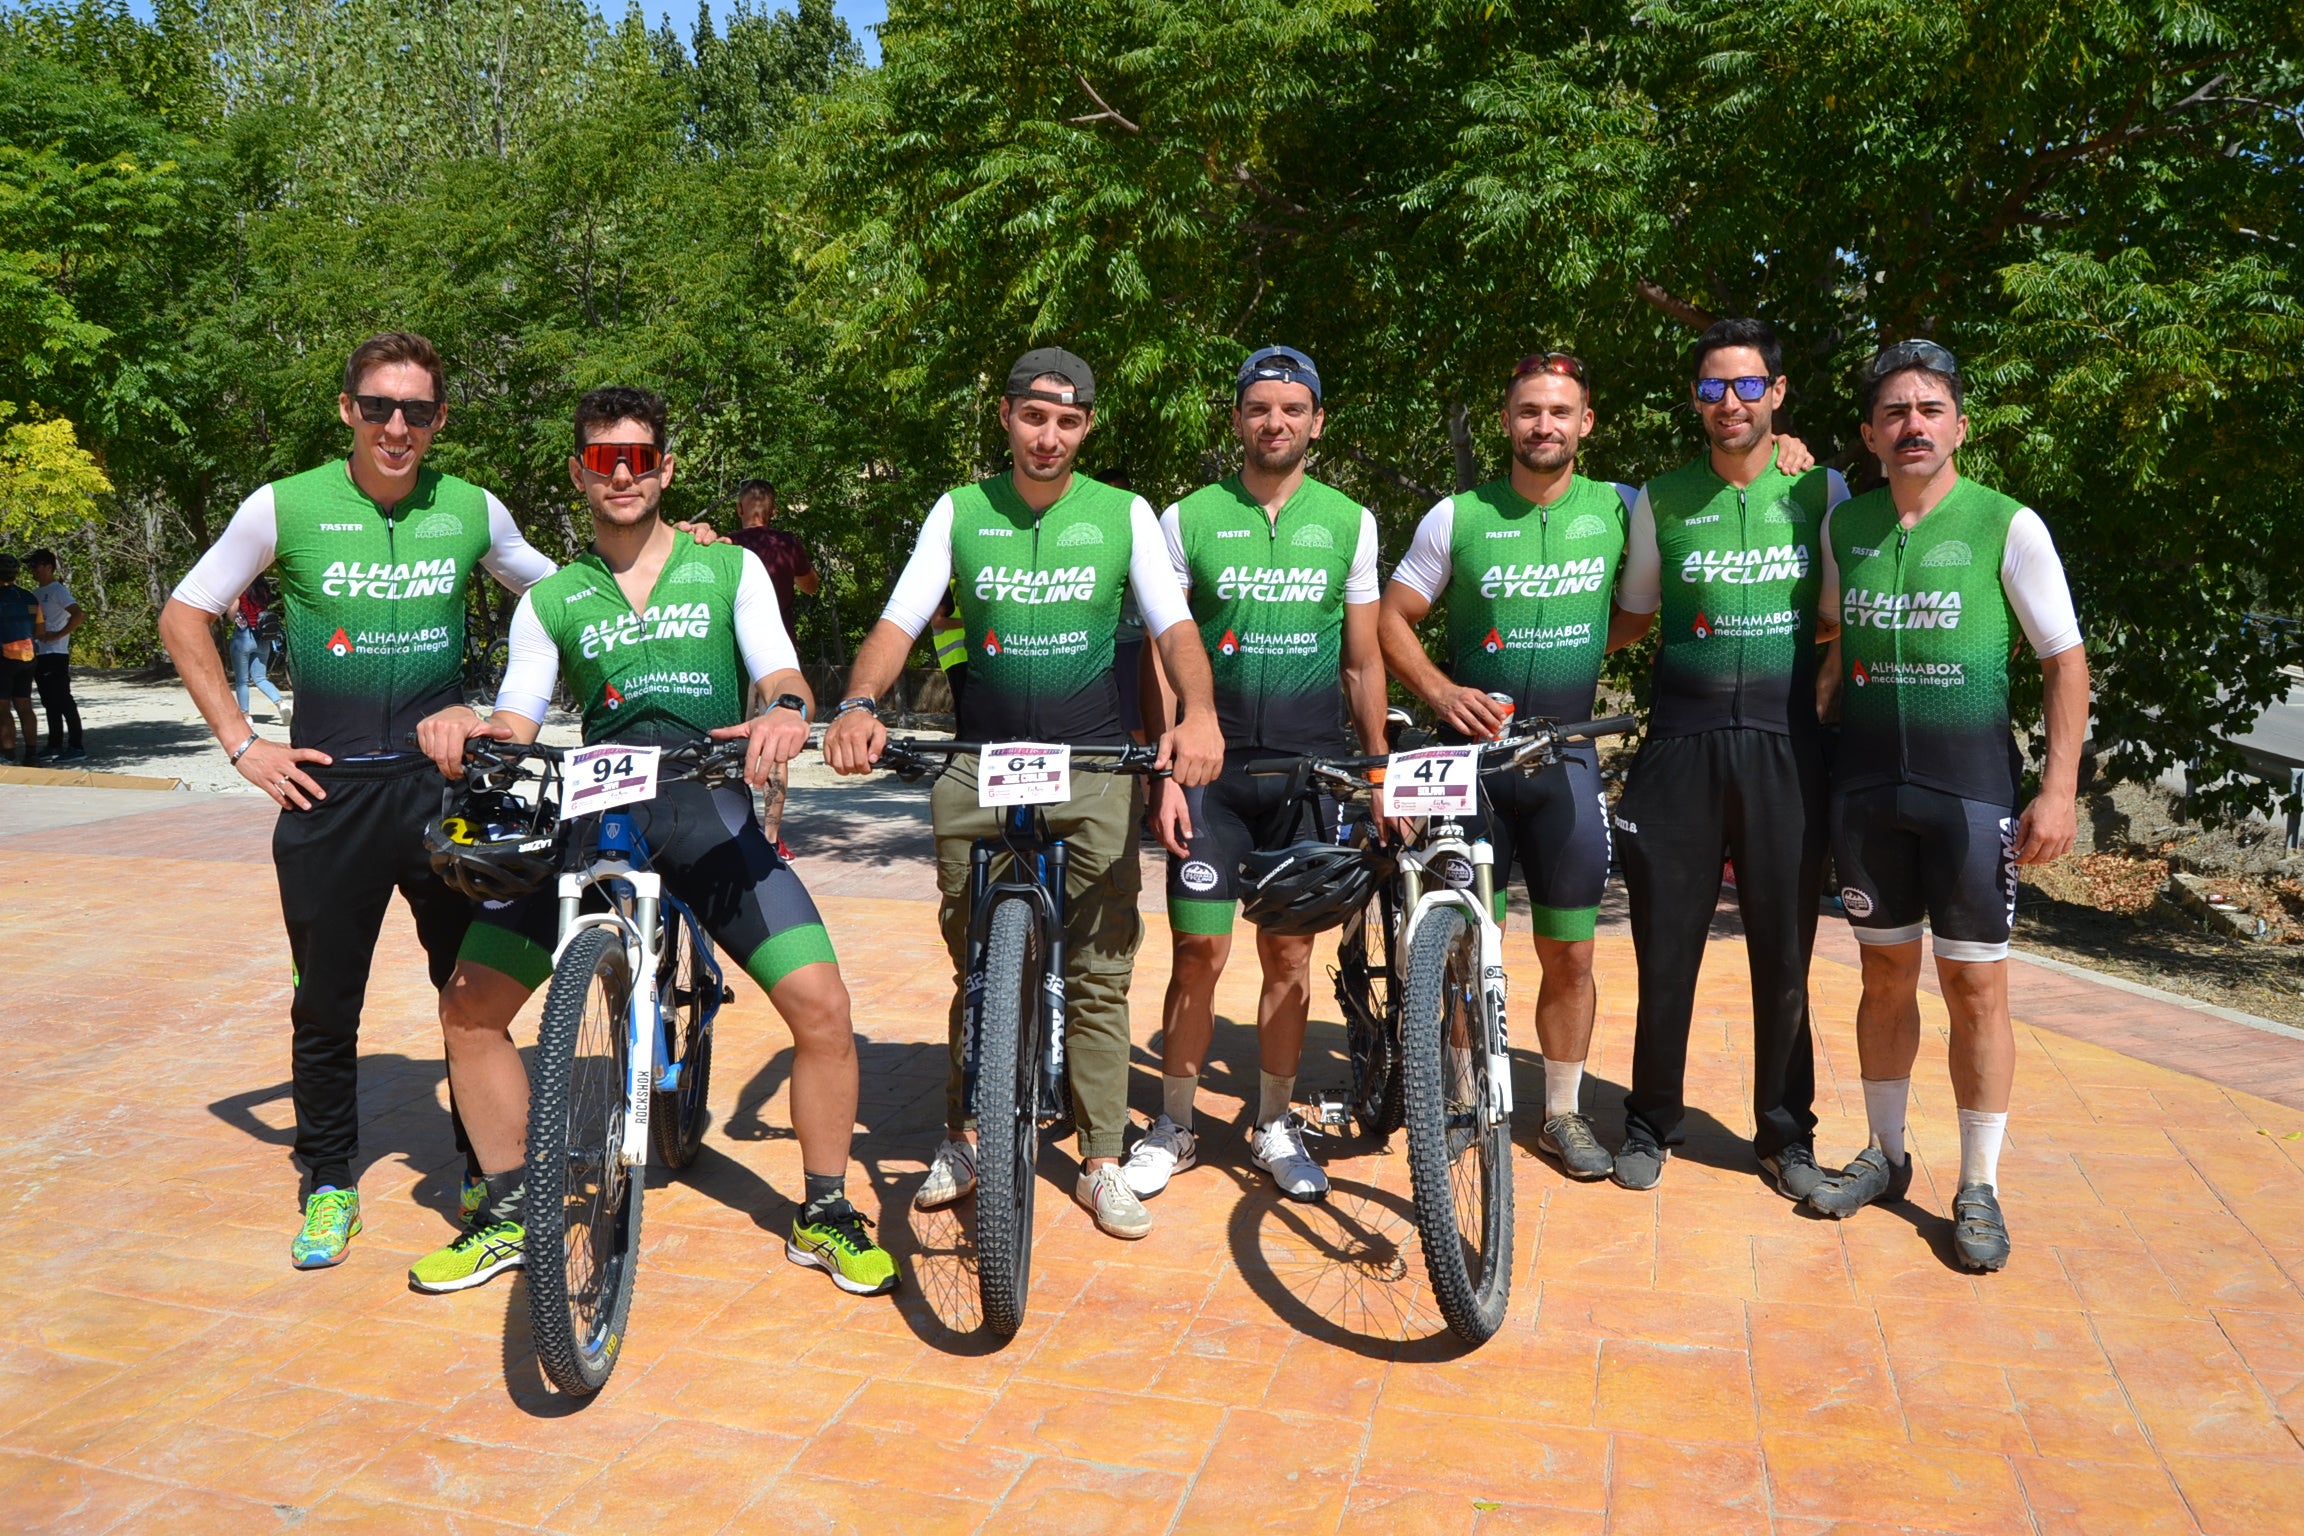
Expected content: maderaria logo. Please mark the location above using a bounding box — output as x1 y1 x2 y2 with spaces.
669 562 717 585
409 513 464 539
1563 514 1612 540
1758 499 1806 525
1179 860 1220 893
1839 886 1875 917
1054 521 1106 547
1918 539 1974 568
1289 522 1336 549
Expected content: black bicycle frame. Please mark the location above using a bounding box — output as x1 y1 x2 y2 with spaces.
958 802 1072 1122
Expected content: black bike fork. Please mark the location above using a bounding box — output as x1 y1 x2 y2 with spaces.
1040 841 1069 1120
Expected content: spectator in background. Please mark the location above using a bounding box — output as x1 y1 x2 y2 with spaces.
0 555 39 764
230 577 290 727
930 584 968 713
730 477 819 847
28 550 85 760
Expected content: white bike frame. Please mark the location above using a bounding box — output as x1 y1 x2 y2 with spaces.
551 861 664 1167
1396 828 1515 1127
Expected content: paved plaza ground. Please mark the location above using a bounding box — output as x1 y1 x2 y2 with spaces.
2 780 2302 1534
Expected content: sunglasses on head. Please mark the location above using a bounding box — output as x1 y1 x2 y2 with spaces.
354 394 441 429
579 441 664 477
1693 375 1775 404
1511 352 1587 386
1868 339 1960 380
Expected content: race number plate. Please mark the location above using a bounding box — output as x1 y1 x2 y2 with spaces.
1381 745 1479 818
562 743 661 820
978 742 1072 808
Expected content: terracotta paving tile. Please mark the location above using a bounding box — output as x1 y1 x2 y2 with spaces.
1876 1297 2106 1369
1337 1483 1479 1536
1747 1301 1904 1442
986 1455 1189 1535
2004 1365 2155 1464
2092 1313 2297 1457
2160 1450 2304 1534
1360 1405 1609 1510
339 1425 600 1523
966 1377 1224 1472
1602 1434 1769 1535
0 1450 167 1534
300 1493 539 1534
545 1418 800 1533
1761 1431 2030 1533
1468 1505 1608 1534
616 1349 866 1435
1533 1282 1748 1351
791 1420 1026 1503
1378 1333 1597 1427
2010 1454 2200 1536
721 1472 989 1536
1593 1340 1758 1443
1173 1406 1364 1533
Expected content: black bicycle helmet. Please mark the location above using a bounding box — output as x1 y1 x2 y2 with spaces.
425 787 559 903
1239 839 1391 936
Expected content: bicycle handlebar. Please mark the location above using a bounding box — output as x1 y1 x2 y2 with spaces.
877 737 1170 778
1245 715 1637 784
457 736 754 790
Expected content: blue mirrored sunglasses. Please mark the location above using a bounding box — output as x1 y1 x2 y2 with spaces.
1693 375 1773 404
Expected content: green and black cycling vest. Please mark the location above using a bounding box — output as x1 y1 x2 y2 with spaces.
1171 474 1362 755
1641 449 1835 738
1829 477 2030 805
946 472 1138 743
524 532 755 745
1442 475 1633 726
266 461 498 758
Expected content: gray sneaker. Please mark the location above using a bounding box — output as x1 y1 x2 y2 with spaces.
1612 1137 1669 1191
1804 1143 1913 1219
1952 1182 2011 1272
1538 1113 1613 1180
1759 1143 1827 1202
913 1137 978 1211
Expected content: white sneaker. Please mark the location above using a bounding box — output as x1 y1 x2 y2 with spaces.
1252 1114 1330 1203
1120 1115 1198 1198
914 1138 978 1210
1075 1164 1153 1239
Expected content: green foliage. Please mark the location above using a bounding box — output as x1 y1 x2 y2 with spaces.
0 404 112 542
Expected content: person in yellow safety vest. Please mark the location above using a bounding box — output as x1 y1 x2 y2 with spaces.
930 585 968 712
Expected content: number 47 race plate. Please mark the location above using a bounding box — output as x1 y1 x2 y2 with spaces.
562 743 661 820
978 742 1072 808
1381 745 1480 818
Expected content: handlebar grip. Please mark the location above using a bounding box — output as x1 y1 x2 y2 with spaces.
1245 758 1303 777
1553 715 1637 740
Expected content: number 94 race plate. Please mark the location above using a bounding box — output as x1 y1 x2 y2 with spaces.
562 743 661 820
1381 745 1479 819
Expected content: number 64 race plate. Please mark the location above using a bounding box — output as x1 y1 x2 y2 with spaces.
562 743 661 820
978 742 1072 808
1381 745 1479 818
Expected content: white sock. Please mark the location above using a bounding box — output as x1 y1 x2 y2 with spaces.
1862 1077 1911 1164
1542 1057 1584 1120
1161 1073 1197 1133
1957 1108 2008 1189
1258 1071 1296 1128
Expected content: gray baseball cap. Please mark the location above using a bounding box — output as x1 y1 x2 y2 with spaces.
1005 347 1096 407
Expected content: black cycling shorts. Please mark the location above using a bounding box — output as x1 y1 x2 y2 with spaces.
460 779 836 992
1831 782 2018 962
1474 743 1610 941
0 657 31 699
1167 752 1343 936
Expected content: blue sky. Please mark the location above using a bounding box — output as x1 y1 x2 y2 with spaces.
111 1 890 65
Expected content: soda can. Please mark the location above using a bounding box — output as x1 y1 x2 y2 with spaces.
1485 692 1516 739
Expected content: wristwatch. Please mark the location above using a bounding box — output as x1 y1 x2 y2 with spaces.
768 693 810 722
835 695 878 718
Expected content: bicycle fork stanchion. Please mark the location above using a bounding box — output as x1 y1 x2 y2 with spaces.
959 811 1074 1128
1471 843 1513 1126
549 816 664 1168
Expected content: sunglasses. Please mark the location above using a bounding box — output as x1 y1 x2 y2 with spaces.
1868 339 1960 380
1511 352 1587 386
578 441 664 478
353 394 441 429
1693 375 1774 404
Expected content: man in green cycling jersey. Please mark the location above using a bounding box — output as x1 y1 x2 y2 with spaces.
409 385 895 1297
1805 341 2088 1272
1607 317 1837 1198
823 347 1224 1241
1380 352 1641 1180
1123 346 1390 1204
160 332 559 1269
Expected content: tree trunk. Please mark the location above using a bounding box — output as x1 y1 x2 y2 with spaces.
1448 403 1478 492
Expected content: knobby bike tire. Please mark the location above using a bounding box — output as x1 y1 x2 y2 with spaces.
1336 893 1406 1140
526 926 644 1395
650 910 715 1170
973 897 1044 1339
1399 905 1514 1344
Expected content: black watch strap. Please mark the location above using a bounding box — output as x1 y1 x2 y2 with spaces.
768 693 810 722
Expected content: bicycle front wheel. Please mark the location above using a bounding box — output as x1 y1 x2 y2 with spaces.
651 910 715 1170
526 926 644 1395
1399 904 1514 1344
1336 889 1405 1139
973 896 1045 1339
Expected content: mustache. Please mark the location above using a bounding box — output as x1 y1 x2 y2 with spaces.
1894 433 1934 454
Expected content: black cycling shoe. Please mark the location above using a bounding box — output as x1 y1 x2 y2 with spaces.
1952 1182 2012 1272
1759 1143 1826 1202
1611 1137 1669 1191
1803 1144 1913 1219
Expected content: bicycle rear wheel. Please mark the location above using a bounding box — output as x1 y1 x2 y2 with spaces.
526 926 644 1395
972 896 1045 1339
651 909 716 1170
1336 887 1405 1139
1399 905 1513 1344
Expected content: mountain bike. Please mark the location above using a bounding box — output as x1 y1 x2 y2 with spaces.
1253 715 1633 1345
875 736 1168 1339
456 737 739 1395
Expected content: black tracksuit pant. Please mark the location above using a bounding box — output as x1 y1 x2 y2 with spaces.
272 756 474 1192
1617 727 1823 1159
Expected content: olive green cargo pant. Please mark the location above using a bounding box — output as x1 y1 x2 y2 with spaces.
932 760 1143 1161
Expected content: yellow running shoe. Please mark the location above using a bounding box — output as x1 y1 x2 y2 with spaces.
787 1200 899 1295
409 1220 525 1294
